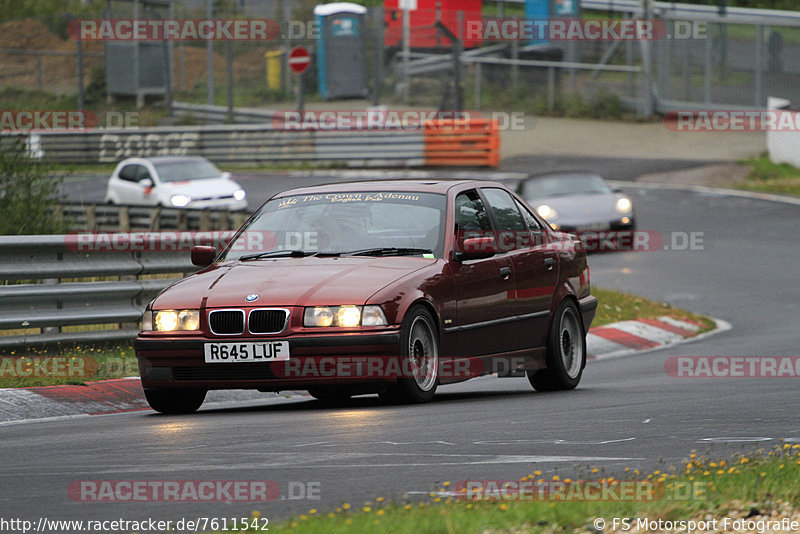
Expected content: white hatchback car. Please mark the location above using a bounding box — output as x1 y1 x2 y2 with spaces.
104 156 247 210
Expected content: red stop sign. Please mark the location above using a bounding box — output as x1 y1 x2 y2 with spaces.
288 46 311 75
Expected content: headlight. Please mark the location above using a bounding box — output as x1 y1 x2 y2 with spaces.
142 309 200 331
170 194 192 207
537 204 558 220
303 305 387 327
233 189 246 201
615 197 632 213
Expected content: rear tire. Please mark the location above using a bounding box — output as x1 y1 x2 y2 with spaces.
144 388 206 414
527 299 586 391
379 306 439 404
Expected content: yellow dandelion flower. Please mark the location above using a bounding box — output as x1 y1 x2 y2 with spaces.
342 503 351 510
309 509 317 515
363 506 371 513
499 504 509 511
377 510 384 516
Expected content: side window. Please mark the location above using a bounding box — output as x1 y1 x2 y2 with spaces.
117 165 139 182
455 190 492 233
136 166 152 181
482 188 532 251
482 188 526 231
514 198 546 246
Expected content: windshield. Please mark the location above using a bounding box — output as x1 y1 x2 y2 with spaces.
521 174 611 198
221 191 447 261
153 159 223 182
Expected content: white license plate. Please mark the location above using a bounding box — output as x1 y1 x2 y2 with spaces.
204 341 290 363
580 222 610 231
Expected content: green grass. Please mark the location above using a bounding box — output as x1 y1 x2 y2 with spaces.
592 287 715 331
0 343 137 388
212 444 800 533
736 156 800 197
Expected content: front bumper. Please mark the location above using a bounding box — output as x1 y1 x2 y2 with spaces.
135 330 403 391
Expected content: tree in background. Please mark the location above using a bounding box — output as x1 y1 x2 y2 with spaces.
0 137 66 235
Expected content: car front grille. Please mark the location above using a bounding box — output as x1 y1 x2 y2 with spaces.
208 310 245 335
249 309 288 334
173 365 277 381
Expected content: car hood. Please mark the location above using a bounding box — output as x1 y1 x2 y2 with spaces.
159 178 241 197
153 256 433 309
530 193 624 225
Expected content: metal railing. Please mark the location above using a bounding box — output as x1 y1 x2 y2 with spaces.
0 235 198 349
59 203 251 232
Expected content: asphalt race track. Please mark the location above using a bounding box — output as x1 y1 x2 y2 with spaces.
4 160 800 526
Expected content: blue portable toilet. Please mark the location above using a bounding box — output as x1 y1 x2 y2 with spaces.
314 3 369 99
525 0 580 46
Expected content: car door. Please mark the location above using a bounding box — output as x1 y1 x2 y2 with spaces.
135 164 160 206
448 189 517 358
482 187 559 350
113 164 145 205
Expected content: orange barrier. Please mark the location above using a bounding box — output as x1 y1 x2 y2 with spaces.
423 119 500 167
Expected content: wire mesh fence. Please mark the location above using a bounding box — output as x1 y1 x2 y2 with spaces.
1 0 799 121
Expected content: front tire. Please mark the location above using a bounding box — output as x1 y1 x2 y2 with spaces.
144 388 206 414
379 306 439 404
527 299 586 391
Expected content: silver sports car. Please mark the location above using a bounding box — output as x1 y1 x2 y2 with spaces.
517 172 635 234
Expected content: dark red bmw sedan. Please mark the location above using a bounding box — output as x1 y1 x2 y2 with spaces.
135 180 597 413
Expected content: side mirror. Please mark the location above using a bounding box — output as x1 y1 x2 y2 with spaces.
454 236 497 261
221 171 232 180
138 178 154 187
191 245 216 267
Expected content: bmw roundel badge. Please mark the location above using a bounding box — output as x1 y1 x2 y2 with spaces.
245 293 259 302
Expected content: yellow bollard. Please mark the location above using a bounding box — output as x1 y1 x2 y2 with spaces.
264 50 283 91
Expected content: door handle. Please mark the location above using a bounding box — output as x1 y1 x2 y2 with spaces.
499 266 512 280
544 257 555 270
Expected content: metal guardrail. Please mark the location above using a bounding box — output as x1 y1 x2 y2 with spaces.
0 235 197 349
171 101 276 124
2 123 428 166
2 120 499 168
59 203 251 232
